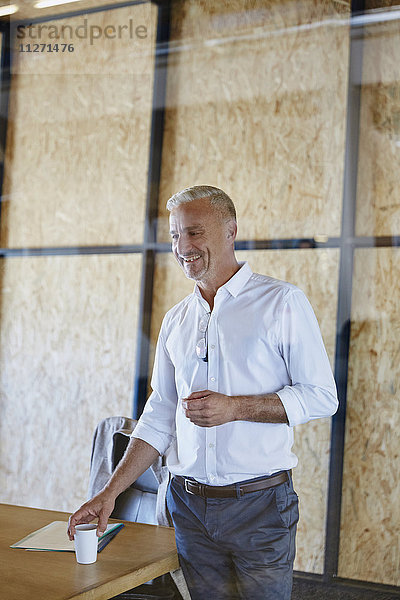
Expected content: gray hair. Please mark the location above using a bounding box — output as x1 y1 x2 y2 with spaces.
166 185 237 221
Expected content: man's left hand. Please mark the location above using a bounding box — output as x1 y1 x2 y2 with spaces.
183 390 238 427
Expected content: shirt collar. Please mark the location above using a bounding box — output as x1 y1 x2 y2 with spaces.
193 261 253 301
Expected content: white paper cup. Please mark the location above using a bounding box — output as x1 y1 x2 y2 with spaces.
74 524 98 564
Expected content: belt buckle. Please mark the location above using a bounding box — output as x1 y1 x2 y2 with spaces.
184 479 195 495
238 486 245 497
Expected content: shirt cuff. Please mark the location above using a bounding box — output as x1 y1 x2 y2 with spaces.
131 421 175 456
276 386 310 427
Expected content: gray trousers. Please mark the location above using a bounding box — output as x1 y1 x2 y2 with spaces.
166 473 299 600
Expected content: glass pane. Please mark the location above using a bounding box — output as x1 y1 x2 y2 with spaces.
157 0 350 242
339 248 400 585
238 248 339 574
0 254 142 511
1 3 156 247
355 4 400 236
151 247 339 574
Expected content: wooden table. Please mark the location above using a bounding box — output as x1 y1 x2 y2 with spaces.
0 503 179 600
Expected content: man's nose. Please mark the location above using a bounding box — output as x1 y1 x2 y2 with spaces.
177 235 192 256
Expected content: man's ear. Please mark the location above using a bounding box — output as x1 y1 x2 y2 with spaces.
227 220 237 241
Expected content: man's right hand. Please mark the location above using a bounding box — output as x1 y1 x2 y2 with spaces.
67 490 116 540
67 437 160 541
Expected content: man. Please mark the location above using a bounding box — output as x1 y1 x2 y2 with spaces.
68 185 338 600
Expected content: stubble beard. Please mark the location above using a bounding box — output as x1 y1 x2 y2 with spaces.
178 252 209 282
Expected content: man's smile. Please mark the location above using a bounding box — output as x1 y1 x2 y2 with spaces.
180 254 201 263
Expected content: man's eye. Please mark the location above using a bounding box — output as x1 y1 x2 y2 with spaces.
171 234 179 241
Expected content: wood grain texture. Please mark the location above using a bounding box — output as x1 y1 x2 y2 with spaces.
237 248 339 574
150 248 339 573
1 4 156 248
149 252 193 393
236 249 338 366
338 248 400 586
157 0 350 242
0 504 179 600
0 254 142 512
355 13 400 236
365 0 400 9
5 0 157 21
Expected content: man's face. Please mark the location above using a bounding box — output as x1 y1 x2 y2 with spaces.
169 198 236 285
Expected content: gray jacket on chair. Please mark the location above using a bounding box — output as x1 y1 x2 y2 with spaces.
87 415 190 600
87 415 170 525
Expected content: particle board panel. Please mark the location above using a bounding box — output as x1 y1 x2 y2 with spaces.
1 3 156 248
7 0 155 21
0 253 142 512
355 15 400 237
151 252 194 342
365 0 400 10
338 248 400 586
237 249 338 366
150 247 339 574
237 248 339 574
157 0 350 243
149 251 193 389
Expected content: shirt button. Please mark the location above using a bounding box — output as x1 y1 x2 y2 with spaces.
210 377 216 382
209 443 215 448
209 475 215 481
210 345 215 350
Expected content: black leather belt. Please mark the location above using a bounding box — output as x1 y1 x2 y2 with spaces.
176 471 290 498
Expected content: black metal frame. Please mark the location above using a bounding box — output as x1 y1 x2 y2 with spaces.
9 0 150 26
0 21 11 226
133 0 171 417
294 570 400 597
324 0 365 581
0 0 399 594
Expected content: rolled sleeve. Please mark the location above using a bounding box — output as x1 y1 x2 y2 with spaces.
131 400 176 455
276 290 338 427
131 322 178 455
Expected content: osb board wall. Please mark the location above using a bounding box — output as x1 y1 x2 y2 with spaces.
150 248 339 573
150 253 194 340
0 254 142 511
365 0 400 9
7 0 154 21
237 248 339 574
148 252 193 392
157 0 350 242
338 248 400 586
355 12 400 236
1 3 156 248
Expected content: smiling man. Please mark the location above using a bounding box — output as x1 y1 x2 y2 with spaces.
68 185 338 600
169 191 239 305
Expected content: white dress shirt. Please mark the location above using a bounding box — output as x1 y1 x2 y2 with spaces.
132 261 338 485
